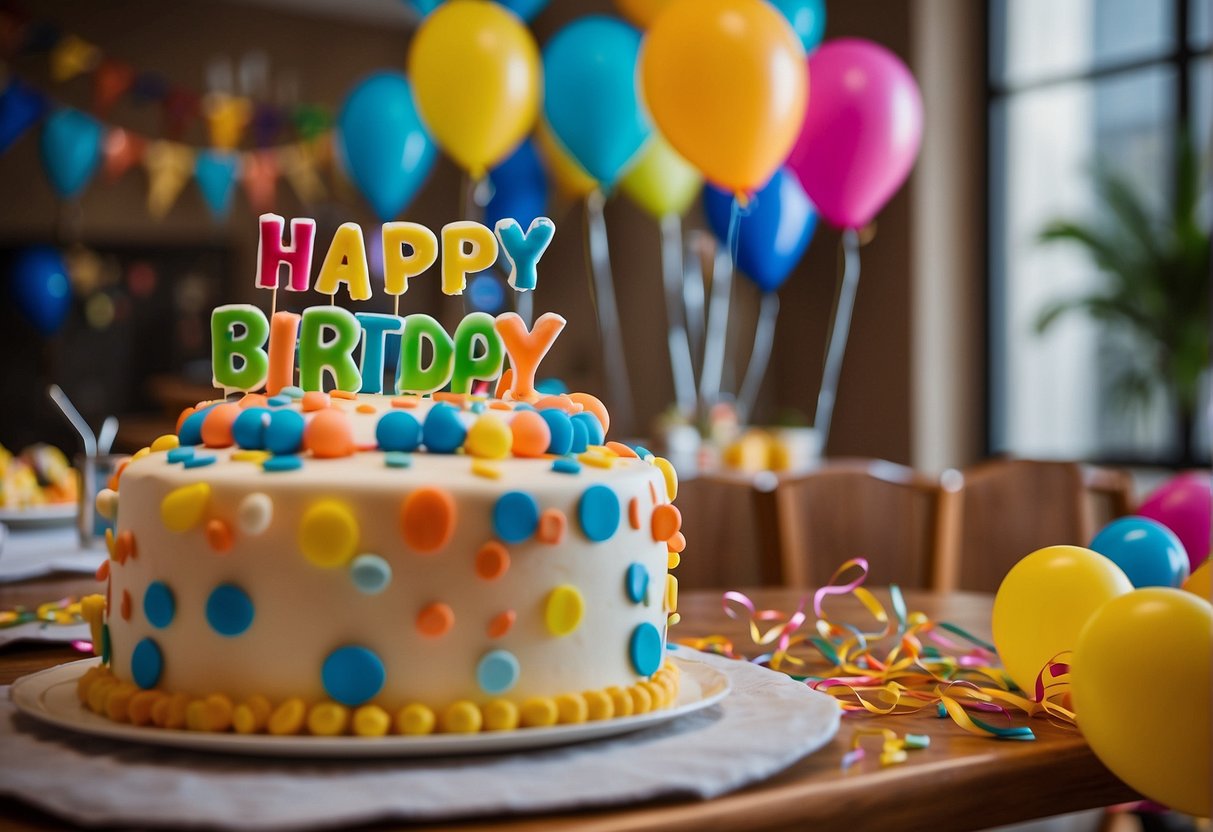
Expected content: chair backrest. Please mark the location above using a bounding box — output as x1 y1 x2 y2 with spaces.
672 472 782 589
954 458 1135 592
770 459 962 590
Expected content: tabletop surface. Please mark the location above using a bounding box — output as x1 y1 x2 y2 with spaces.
0 574 1137 832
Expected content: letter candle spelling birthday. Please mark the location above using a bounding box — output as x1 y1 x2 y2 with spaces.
213 215 557 399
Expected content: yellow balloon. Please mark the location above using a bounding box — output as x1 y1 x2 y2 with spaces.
408 0 540 178
534 120 597 199
1182 558 1211 600
1072 588 1211 817
991 546 1132 694
613 0 675 28
640 0 806 196
620 132 702 219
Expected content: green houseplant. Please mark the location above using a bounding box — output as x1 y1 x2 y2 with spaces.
1036 134 1210 465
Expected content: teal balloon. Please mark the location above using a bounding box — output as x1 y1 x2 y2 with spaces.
195 151 241 219
337 72 436 222
9 246 71 335
1089 516 1190 589
39 108 102 198
770 0 826 52
543 16 651 186
405 0 547 20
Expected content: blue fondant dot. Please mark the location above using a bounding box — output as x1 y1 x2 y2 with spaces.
183 454 216 469
513 402 536 411
166 447 195 464
350 554 392 594
384 451 413 468
625 563 649 605
177 406 212 446
143 581 176 628
265 409 306 455
538 409 573 455
232 407 271 449
571 412 605 447
569 418 589 454
267 394 292 407
262 454 303 472
476 649 520 695
280 385 305 399
131 638 163 688
206 584 255 636
629 622 662 676
552 458 582 475
632 445 652 459
422 402 467 453
375 411 422 452
470 401 486 414
578 484 620 542
493 491 540 543
322 645 385 706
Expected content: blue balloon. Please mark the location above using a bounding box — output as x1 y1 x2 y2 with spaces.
543 17 651 186
770 0 827 53
484 138 547 231
703 167 817 293
337 72 436 222
405 0 547 20
468 273 506 313
1089 516 1190 588
9 246 71 335
39 108 102 199
195 151 241 219
0 79 47 155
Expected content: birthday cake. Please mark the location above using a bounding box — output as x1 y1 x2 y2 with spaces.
76 215 685 737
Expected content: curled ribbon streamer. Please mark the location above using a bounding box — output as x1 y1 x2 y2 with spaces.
1 596 83 628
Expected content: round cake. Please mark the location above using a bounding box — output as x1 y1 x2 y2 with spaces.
79 391 685 736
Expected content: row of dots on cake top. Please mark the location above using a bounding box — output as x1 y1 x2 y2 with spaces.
76 661 681 736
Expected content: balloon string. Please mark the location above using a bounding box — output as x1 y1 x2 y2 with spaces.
584 190 635 435
660 214 697 417
737 291 780 424
698 197 741 411
814 228 862 450
682 231 708 374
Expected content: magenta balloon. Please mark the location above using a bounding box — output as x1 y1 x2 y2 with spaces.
1136 473 1212 572
787 38 922 229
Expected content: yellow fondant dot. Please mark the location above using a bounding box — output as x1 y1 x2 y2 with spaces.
105 683 138 723
471 459 502 479
667 612 681 627
441 701 483 734
607 686 633 718
544 585 584 637
482 699 520 731
87 677 117 714
128 690 163 726
232 449 271 464
628 685 653 715
578 451 615 469
584 690 615 721
668 551 681 570
132 447 152 461
308 702 350 736
665 574 679 613
519 697 558 728
267 697 307 735
95 488 118 522
653 457 678 501
160 482 211 533
353 705 391 737
159 692 191 729
299 499 359 568
185 699 209 731
642 681 668 710
75 667 104 704
555 693 588 724
396 703 436 735
465 414 513 459
233 695 272 734
151 434 180 452
203 694 233 732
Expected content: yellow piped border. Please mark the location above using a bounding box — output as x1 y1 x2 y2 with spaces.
75 662 681 737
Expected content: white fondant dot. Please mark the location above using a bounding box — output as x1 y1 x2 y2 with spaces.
237 492 273 535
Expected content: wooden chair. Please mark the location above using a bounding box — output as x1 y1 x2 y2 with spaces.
951 458 1135 593
672 472 783 589
768 459 962 590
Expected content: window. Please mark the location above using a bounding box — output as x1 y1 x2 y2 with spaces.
988 0 1211 464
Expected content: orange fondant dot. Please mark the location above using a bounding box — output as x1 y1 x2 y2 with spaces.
534 395 577 413
494 368 514 400
475 541 510 580
120 589 131 621
330 389 357 400
176 407 195 434
669 531 687 553
651 504 682 542
433 392 466 408
488 400 513 411
201 403 241 448
391 396 420 409
239 393 268 409
649 480 658 505
628 497 641 530
487 610 515 639
114 530 136 564
109 458 129 491
206 519 233 553
569 393 609 435
606 441 637 458
401 487 456 553
356 403 377 414
303 408 356 458
417 602 455 637
538 508 566 545
509 410 551 458
301 391 330 412
95 559 110 581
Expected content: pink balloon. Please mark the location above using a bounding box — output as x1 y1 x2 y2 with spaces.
1137 472 1211 572
786 38 922 229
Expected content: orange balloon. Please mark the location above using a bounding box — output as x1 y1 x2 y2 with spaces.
613 0 675 28
640 0 807 195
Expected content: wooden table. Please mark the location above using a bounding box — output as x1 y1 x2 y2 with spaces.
0 576 1138 831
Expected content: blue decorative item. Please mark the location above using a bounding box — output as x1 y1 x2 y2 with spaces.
205 583 255 636
322 645 386 706
337 72 436 221
406 0 547 20
195 150 241 219
421 402 466 453
1089 516 1190 589
39 108 103 198
493 491 540 543
265 409 306 455
131 638 163 689
476 649 520 694
143 582 176 629
0 78 47 155
376 411 422 452
232 408 271 450
468 273 506 313
625 563 648 604
703 167 817 293
542 17 651 186
628 622 662 676
770 0 827 53
9 246 71 335
571 412 604 447
484 139 547 231
578 484 620 542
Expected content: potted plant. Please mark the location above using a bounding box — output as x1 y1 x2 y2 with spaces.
1037 133 1210 465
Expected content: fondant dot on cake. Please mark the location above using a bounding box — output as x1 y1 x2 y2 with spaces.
493 491 540 543
538 408 574 455
349 554 392 594
131 638 163 689
625 563 648 604
322 645 385 706
206 584 255 636
578 484 620 542
401 487 456 552
629 622 662 676
143 581 175 628
422 402 466 453
375 411 422 452
476 649 520 694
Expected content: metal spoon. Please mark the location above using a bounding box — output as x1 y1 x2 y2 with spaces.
48 384 97 458
97 416 119 455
